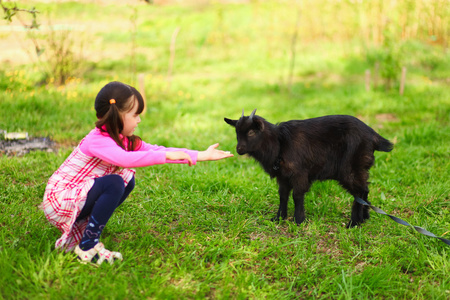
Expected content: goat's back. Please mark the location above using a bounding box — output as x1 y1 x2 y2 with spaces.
278 115 391 151
275 115 392 177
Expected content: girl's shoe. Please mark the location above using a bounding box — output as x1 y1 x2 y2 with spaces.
74 242 123 265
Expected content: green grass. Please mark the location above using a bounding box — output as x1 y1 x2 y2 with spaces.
1 1 449 299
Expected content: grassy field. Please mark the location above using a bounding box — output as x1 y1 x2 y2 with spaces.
1 1 449 299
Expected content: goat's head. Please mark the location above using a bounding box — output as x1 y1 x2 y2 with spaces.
224 109 265 155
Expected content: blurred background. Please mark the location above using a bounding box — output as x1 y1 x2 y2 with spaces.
1 0 449 149
1 3 449 298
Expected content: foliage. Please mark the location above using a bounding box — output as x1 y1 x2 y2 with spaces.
0 1 449 299
1 0 39 27
32 21 86 86
1 1 85 85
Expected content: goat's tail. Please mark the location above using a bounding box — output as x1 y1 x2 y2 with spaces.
374 135 394 152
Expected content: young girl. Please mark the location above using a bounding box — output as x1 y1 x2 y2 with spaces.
42 81 233 265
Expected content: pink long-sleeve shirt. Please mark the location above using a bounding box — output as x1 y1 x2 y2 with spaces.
79 128 198 167
42 127 198 251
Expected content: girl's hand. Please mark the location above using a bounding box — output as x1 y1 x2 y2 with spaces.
166 151 194 166
197 143 234 162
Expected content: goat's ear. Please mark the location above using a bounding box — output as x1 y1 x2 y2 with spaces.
224 118 237 127
255 118 265 131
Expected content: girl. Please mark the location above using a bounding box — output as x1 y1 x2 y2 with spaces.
42 81 233 265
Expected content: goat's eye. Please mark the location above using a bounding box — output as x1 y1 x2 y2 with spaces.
247 130 256 137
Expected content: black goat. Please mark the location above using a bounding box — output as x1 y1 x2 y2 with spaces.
224 109 393 228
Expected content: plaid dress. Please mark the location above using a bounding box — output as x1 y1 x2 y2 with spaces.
42 142 135 251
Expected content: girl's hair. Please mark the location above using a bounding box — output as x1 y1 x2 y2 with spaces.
95 81 145 151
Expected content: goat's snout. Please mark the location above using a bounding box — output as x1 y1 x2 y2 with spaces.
236 145 247 155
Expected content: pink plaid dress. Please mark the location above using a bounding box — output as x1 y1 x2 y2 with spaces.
42 128 197 251
42 144 135 251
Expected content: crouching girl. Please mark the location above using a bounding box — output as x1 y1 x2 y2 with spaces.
42 81 233 265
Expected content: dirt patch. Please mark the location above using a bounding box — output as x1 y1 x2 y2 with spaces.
0 137 57 156
375 113 399 122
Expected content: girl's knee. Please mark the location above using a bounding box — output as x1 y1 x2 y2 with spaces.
104 175 126 194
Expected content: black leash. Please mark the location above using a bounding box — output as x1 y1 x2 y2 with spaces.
356 197 450 246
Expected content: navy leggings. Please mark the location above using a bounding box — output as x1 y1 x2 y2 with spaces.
76 175 135 223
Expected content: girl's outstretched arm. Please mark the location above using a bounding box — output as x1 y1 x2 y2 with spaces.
197 143 234 162
165 151 194 166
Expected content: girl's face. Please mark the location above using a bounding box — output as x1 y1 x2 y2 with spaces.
121 98 141 137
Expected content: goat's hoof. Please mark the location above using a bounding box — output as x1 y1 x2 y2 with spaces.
293 217 305 225
294 221 303 226
346 220 362 228
270 216 286 223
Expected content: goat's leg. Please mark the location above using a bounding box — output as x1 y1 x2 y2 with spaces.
271 179 291 222
345 184 370 228
292 178 310 225
361 190 370 221
339 165 371 228
346 152 374 227
347 198 365 228
292 190 307 225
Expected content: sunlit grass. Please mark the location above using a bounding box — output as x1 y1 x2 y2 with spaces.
1 1 449 299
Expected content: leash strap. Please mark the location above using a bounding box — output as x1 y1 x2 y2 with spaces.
355 197 450 246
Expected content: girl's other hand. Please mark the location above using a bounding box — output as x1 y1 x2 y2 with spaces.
166 151 194 166
197 143 234 162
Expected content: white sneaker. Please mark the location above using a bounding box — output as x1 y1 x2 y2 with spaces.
74 242 123 265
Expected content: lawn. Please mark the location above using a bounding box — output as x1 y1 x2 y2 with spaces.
0 1 449 299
